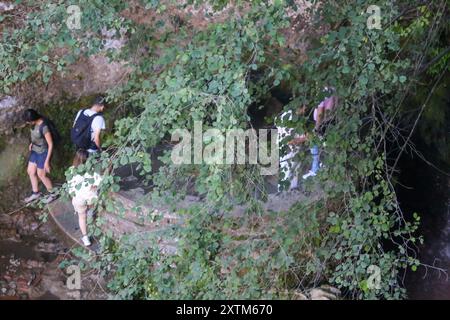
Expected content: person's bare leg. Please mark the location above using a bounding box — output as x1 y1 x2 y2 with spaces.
27 162 39 193
78 211 88 236
37 168 53 192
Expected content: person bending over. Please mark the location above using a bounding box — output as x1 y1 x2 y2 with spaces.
67 149 102 247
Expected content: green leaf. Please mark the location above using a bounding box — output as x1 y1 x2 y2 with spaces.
342 66 351 74
36 43 48 53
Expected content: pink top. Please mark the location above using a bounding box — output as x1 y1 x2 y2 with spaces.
313 96 338 122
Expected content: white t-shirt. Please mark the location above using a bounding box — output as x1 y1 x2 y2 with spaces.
68 169 103 203
74 109 106 152
276 110 294 141
276 110 298 160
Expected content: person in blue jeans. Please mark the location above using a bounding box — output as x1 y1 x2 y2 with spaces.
23 109 56 203
309 144 320 174
302 88 338 180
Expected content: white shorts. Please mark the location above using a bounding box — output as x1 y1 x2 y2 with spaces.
72 197 89 215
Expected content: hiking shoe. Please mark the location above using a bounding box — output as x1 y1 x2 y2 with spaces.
81 235 91 247
87 208 95 219
302 171 317 180
42 192 58 204
24 192 42 203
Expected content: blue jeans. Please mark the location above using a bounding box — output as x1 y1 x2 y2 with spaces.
310 145 320 174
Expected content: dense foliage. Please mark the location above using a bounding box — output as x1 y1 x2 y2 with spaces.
2 0 448 299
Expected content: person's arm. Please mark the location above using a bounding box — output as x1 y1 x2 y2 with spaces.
314 106 324 131
44 132 53 173
93 129 102 152
91 116 105 152
288 133 308 145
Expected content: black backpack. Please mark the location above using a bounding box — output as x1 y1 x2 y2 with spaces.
71 109 103 150
39 118 61 147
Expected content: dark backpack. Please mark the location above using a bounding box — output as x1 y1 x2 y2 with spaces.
71 109 102 150
39 118 61 147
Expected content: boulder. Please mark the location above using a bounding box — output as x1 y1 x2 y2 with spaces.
309 285 341 300
0 2 15 11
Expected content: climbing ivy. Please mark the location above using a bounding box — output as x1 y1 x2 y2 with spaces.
3 0 448 300
93 0 427 300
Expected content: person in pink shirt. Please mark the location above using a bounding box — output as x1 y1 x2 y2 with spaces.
302 87 338 179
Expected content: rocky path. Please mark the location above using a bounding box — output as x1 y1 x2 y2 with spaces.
0 208 107 300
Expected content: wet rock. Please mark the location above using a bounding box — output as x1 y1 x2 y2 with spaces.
36 269 74 300
309 285 341 300
6 288 16 296
30 222 40 231
0 2 15 11
10 211 38 233
18 293 29 300
123 175 139 183
0 226 20 240
35 221 57 238
0 96 24 135
101 27 127 51
33 242 60 253
16 278 29 293
66 291 81 300
0 214 20 240
292 290 308 300
0 214 14 226
9 257 20 267
3 274 13 282
25 259 44 269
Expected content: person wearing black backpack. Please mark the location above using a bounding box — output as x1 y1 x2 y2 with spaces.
22 109 58 204
71 96 106 156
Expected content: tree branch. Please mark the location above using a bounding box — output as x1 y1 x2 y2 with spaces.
418 46 450 75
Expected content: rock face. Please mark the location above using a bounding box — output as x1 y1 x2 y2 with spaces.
0 4 129 133
0 56 130 134
0 96 25 135
47 56 131 102
1 0 318 134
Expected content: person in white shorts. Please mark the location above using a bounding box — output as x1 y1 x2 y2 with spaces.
67 149 103 246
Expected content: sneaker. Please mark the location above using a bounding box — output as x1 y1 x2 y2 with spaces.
302 171 317 180
42 192 58 204
24 192 42 203
87 208 95 219
81 235 91 247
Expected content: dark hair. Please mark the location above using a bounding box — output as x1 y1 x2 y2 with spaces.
23 109 42 123
93 96 106 107
73 149 88 167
